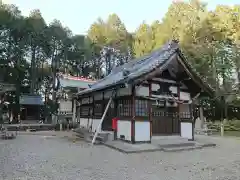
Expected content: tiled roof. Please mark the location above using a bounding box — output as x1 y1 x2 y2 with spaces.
78 41 179 95
59 76 96 89
60 79 95 89
77 40 213 96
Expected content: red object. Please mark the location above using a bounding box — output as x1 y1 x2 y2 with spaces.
112 118 119 131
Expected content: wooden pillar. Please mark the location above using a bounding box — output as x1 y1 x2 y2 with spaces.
72 99 76 123
113 89 118 140
199 106 204 129
92 94 95 121
177 82 181 134
113 90 118 117
102 92 105 115
87 96 90 129
189 103 194 141
131 85 136 144
148 82 152 140
77 100 80 126
79 98 82 126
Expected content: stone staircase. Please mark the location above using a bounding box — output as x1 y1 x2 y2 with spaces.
73 127 114 144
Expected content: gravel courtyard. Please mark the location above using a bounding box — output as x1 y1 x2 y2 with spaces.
1 134 240 180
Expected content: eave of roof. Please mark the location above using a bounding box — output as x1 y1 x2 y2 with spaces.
76 41 179 96
75 40 214 98
176 49 215 97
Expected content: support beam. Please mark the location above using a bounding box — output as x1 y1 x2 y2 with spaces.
92 97 112 145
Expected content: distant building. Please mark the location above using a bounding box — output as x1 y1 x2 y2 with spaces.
19 94 44 121
57 75 96 123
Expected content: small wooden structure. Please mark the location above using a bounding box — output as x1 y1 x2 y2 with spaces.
74 41 213 143
57 75 96 123
19 94 44 121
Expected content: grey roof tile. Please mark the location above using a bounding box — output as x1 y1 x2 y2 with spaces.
60 79 95 89
78 41 179 95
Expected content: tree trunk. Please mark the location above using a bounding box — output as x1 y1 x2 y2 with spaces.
199 106 204 129
30 46 36 94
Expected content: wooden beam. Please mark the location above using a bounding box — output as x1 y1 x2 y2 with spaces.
151 78 177 84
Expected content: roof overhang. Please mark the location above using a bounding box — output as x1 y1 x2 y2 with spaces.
75 41 214 98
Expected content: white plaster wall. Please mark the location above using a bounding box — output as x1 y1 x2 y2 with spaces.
136 84 191 101
59 100 72 112
93 86 131 100
169 86 177 94
79 118 102 132
135 121 150 142
79 118 89 128
117 120 131 141
136 86 149 96
180 92 191 101
91 119 102 132
117 86 132 96
181 122 193 139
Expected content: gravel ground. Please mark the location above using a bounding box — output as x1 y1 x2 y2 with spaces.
1 134 240 180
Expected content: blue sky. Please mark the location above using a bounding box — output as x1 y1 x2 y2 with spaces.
4 0 240 35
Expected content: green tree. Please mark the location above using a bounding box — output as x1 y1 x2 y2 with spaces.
133 22 154 57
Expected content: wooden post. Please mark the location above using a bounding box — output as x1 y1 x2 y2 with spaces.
131 85 136 144
87 96 90 129
113 89 118 140
79 98 82 127
177 81 181 134
148 82 152 140
199 106 204 129
72 99 76 123
92 94 95 123
189 103 194 141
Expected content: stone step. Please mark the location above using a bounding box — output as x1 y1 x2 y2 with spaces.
89 134 105 142
162 145 203 152
26 129 37 132
73 128 114 144
160 142 196 148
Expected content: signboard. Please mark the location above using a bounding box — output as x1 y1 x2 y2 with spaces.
0 83 15 94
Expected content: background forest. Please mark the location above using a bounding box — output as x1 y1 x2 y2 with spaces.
1 0 240 120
